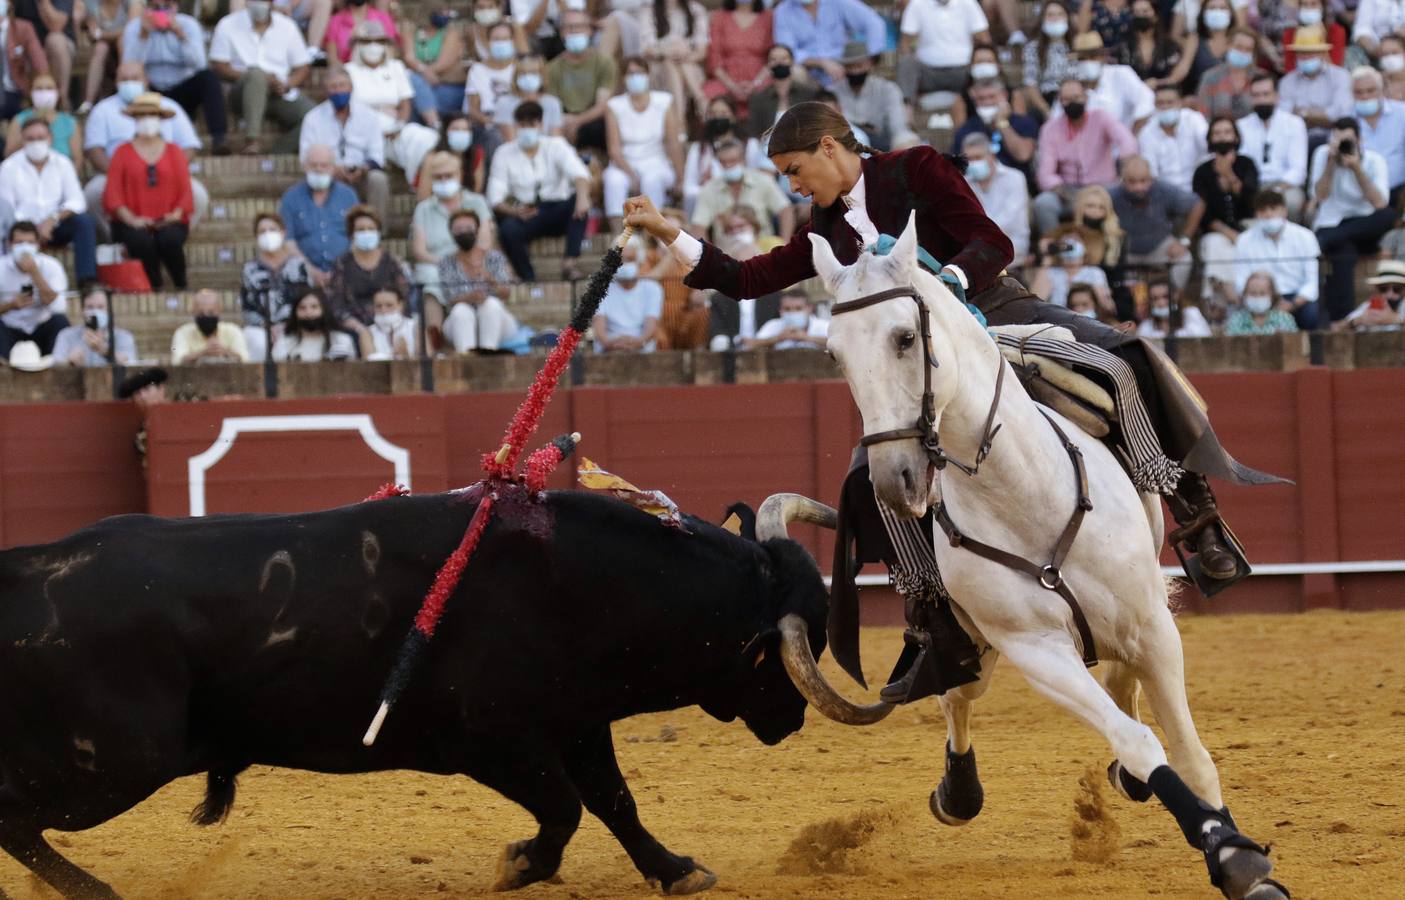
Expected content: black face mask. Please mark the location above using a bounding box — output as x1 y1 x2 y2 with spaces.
454 230 478 251
846 72 868 90
195 314 219 337
1083 215 1105 228
770 63 791 80
704 117 732 139
1131 15 1155 30
1253 103 1275 120
1064 101 1086 120
1210 140 1238 155
297 317 322 331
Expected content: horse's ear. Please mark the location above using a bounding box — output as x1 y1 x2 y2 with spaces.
889 211 920 277
809 232 844 291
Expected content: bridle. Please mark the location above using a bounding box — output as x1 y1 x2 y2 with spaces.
829 286 1004 477
828 283 1098 667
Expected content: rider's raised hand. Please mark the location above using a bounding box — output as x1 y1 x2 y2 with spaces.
623 195 680 245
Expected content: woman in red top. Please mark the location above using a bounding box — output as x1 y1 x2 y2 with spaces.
703 0 774 114
102 92 194 290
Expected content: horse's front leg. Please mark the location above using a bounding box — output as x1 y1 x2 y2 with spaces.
931 649 998 826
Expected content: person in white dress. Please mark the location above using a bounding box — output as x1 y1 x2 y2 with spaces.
465 20 519 159
343 20 439 183
366 286 419 359
603 56 684 231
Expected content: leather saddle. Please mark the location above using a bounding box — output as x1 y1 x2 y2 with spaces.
989 324 1116 439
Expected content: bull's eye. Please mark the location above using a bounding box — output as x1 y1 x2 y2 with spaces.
895 331 916 352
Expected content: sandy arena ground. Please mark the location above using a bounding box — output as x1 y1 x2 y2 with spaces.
6 610 1404 899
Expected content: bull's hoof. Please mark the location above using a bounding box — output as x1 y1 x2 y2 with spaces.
929 742 983 826
1107 760 1153 803
649 863 717 895
1217 846 1284 900
491 840 562 892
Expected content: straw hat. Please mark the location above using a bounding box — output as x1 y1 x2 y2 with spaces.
123 92 175 119
1286 26 1331 52
1365 260 1405 286
1072 32 1106 58
7 341 53 372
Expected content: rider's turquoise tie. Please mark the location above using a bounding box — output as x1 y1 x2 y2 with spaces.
873 234 988 328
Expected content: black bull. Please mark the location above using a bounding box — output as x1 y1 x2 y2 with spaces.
0 489 830 898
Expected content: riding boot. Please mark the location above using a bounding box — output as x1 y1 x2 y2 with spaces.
1166 472 1240 582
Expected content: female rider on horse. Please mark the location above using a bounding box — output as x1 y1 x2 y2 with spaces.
623 102 1274 599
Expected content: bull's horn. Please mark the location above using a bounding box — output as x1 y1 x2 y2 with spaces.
756 493 837 541
778 614 893 726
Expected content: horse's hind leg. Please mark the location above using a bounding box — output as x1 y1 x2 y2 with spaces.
998 631 1285 900
0 793 119 899
931 651 999 826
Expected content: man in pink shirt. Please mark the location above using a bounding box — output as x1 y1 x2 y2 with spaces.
1033 78 1138 235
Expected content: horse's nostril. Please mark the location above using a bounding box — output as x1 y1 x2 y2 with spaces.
901 468 915 494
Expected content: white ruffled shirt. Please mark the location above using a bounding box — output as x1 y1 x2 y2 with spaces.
666 173 967 291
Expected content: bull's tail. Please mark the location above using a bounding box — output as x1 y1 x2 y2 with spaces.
189 767 241 826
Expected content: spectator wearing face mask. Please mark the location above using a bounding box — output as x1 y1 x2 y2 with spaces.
345 21 441 186
1181 0 1240 91
81 0 134 115
4 74 80 161
1311 117 1393 321
1279 0 1345 70
494 54 562 141
209 0 314 154
432 112 487 196
280 144 359 282
702 0 773 117
411 151 495 290
1278 27 1352 145
172 289 250 364
0 220 68 358
951 79 1037 182
1031 232 1116 311
486 101 592 282
1342 259 1405 328
241 211 311 361
683 97 768 214
1232 189 1320 329
1352 67 1405 205
1352 0 1405 58
467 0 528 60
1379 35 1405 101
689 139 794 245
102 92 194 290
404 9 468 120
1065 283 1107 321
431 209 521 354
300 69 390 225
1235 73 1308 221
1189 116 1258 300
1111 155 1200 291
82 63 207 240
53 285 136 366
771 0 885 89
745 289 827 349
271 288 356 361
465 20 518 154
1033 78 1138 237
0 118 97 284
744 44 818 138
325 0 398 64
604 56 684 232
0 0 49 123
366 286 418 359
327 205 411 354
593 243 661 352
1118 0 1190 90
1137 279 1213 338
547 10 616 154
896 0 989 104
1068 31 1155 129
120 0 230 155
1022 0 1075 119
833 41 917 151
1139 85 1208 193
1196 26 1261 120
1223 270 1300 334
961 132 1031 265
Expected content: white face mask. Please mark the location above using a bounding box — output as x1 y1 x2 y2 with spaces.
728 228 756 246
1157 107 1180 127
625 73 650 95
257 230 285 253
354 230 381 252
781 310 809 330
118 80 146 103
10 242 37 262
1076 60 1103 82
31 89 58 110
359 42 386 63
975 104 1000 123
1382 53 1405 74
1244 294 1273 314
1259 216 1286 236
375 311 404 330
447 129 472 152
616 262 639 281
490 39 515 61
1297 7 1322 24
432 177 461 198
474 8 501 25
517 127 540 149
1203 8 1232 29
306 170 333 190
1042 18 1068 37
517 72 542 93
970 62 1000 81
1151 304 1170 318
965 158 991 181
23 140 49 163
135 115 163 137
1076 307 1098 318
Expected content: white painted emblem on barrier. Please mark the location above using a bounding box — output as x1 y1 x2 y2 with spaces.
187 414 411 516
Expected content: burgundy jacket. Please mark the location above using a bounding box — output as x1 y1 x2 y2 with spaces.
683 145 1013 300
4 17 49 97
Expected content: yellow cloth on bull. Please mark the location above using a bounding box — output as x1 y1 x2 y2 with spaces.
577 458 686 529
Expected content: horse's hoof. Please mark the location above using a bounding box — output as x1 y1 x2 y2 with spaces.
929 786 977 827
492 840 560 891
1107 760 1152 803
1218 846 1278 900
655 864 717 895
930 743 983 826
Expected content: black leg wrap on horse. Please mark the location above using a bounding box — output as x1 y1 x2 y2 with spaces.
933 741 984 822
1108 760 1154 802
1148 767 1278 896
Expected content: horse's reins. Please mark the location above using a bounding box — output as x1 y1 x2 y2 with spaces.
830 286 1098 667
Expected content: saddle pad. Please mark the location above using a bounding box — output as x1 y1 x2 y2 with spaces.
997 346 1116 415
989 323 1076 343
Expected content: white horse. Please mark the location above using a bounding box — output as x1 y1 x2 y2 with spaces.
758 216 1287 900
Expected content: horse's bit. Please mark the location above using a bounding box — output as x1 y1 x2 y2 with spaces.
829 285 1098 667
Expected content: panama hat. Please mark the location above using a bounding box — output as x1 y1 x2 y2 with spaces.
1365 260 1405 286
7 340 53 372
123 92 175 119
1071 32 1107 57
1286 26 1331 52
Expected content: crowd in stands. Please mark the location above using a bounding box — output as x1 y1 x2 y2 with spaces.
0 0 1401 371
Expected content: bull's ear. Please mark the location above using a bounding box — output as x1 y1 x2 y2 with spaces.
889 211 919 279
809 232 844 292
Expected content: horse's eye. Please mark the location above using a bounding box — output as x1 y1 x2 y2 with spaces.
895 331 916 352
